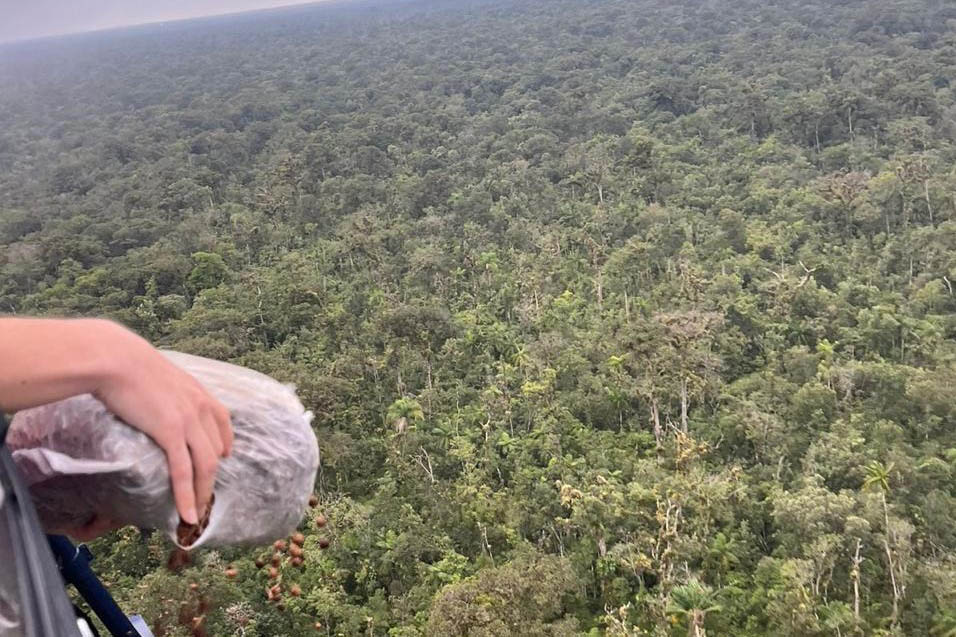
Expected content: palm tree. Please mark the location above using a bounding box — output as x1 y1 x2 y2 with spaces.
705 532 739 586
863 460 902 628
387 397 424 435
862 460 893 494
666 579 721 637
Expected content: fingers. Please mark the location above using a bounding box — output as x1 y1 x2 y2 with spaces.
213 401 234 457
190 375 231 457
164 434 198 525
187 417 220 521
200 402 225 457
202 397 233 458
159 392 228 526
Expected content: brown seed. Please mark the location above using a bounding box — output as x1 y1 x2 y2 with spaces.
176 496 214 548
314 622 322 630
291 532 306 546
189 583 199 591
290 585 301 597
290 545 304 558
271 554 282 568
166 547 191 572
314 514 327 528
254 557 266 569
225 567 238 579
308 495 319 508
276 603 285 611
274 539 288 552
268 567 279 579
291 556 304 568
318 537 330 549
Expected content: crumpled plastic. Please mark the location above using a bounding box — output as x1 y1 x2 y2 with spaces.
5 351 319 549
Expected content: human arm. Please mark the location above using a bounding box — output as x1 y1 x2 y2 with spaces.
0 317 232 527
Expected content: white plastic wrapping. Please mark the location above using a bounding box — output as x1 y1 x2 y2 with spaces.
5 351 319 549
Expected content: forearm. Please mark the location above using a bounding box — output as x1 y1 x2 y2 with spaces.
0 317 131 411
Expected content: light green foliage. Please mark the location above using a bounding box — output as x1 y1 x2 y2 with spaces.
2 0 956 634
426 553 580 637
186 251 230 295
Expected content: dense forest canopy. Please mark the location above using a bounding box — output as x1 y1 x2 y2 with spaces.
2 0 956 635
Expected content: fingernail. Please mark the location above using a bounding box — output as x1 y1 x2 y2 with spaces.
186 507 198 525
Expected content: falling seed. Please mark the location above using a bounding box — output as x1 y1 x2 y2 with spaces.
225 567 238 579
291 532 306 546
291 556 304 568
268 566 279 579
254 557 266 569
290 545 304 558
315 514 327 528
189 583 199 591
290 585 301 597
318 538 330 549
309 495 319 508
274 540 288 552
271 554 282 568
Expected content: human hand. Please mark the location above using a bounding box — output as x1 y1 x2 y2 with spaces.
90 322 233 526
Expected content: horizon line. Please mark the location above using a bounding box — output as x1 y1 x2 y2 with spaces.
0 0 343 46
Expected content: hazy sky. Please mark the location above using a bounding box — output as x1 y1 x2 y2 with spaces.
0 0 320 43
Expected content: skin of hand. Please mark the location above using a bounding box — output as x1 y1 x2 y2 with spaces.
0 317 233 532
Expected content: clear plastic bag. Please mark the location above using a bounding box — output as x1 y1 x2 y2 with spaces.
5 351 319 549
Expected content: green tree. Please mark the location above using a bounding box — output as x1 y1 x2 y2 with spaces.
666 579 721 637
864 460 906 629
